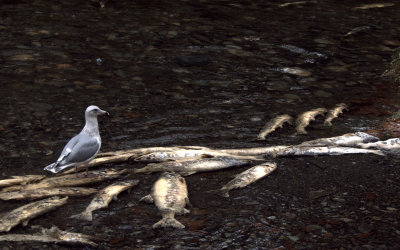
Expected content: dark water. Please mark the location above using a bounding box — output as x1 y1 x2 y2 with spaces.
1 0 400 249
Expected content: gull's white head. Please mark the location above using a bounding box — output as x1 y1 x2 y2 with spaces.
85 105 109 117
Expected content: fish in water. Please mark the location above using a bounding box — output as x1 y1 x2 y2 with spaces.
0 225 98 247
295 108 328 134
0 187 98 201
134 156 251 176
358 138 400 152
344 26 371 37
323 103 348 126
209 162 277 197
134 146 233 162
134 150 208 162
71 179 139 221
140 172 189 229
2 168 127 192
298 132 379 147
0 175 45 188
275 146 385 157
352 3 394 10
257 114 293 140
0 196 68 233
218 146 290 157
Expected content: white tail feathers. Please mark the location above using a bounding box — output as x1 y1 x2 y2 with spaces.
44 162 74 173
44 163 58 173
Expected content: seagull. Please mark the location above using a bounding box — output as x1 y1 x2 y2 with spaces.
44 105 109 176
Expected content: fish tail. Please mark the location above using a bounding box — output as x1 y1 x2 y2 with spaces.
257 134 266 140
133 167 154 174
152 217 185 229
207 188 230 198
132 168 143 173
70 211 93 221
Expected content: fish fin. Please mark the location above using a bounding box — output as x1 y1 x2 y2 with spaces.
207 189 230 198
182 208 190 215
152 217 185 229
134 164 157 174
200 154 213 159
177 146 203 150
112 195 118 201
357 143 369 149
132 168 144 173
373 150 385 156
140 194 154 203
185 197 191 207
70 211 93 221
22 219 30 227
181 171 195 176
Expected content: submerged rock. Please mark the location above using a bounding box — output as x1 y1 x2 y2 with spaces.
279 67 312 77
175 54 210 67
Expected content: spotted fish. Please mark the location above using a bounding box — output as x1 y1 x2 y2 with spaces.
71 179 139 221
140 172 189 229
324 103 348 126
210 162 277 197
257 114 293 140
295 108 327 134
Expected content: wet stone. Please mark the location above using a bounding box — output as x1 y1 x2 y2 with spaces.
325 65 349 72
268 57 293 64
9 54 35 61
280 67 312 77
175 54 210 67
313 90 332 98
266 80 290 91
166 30 178 37
283 93 302 102
314 38 335 45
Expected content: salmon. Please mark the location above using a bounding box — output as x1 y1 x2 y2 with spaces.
295 108 327 134
71 179 139 221
134 156 251 176
324 103 348 126
210 162 277 197
140 172 189 229
257 114 293 140
0 196 68 232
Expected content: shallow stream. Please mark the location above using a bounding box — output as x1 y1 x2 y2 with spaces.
0 0 399 249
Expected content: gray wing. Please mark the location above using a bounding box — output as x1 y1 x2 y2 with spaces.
53 134 81 165
59 133 100 165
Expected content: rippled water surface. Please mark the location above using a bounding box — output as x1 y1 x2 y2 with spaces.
1 0 400 249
